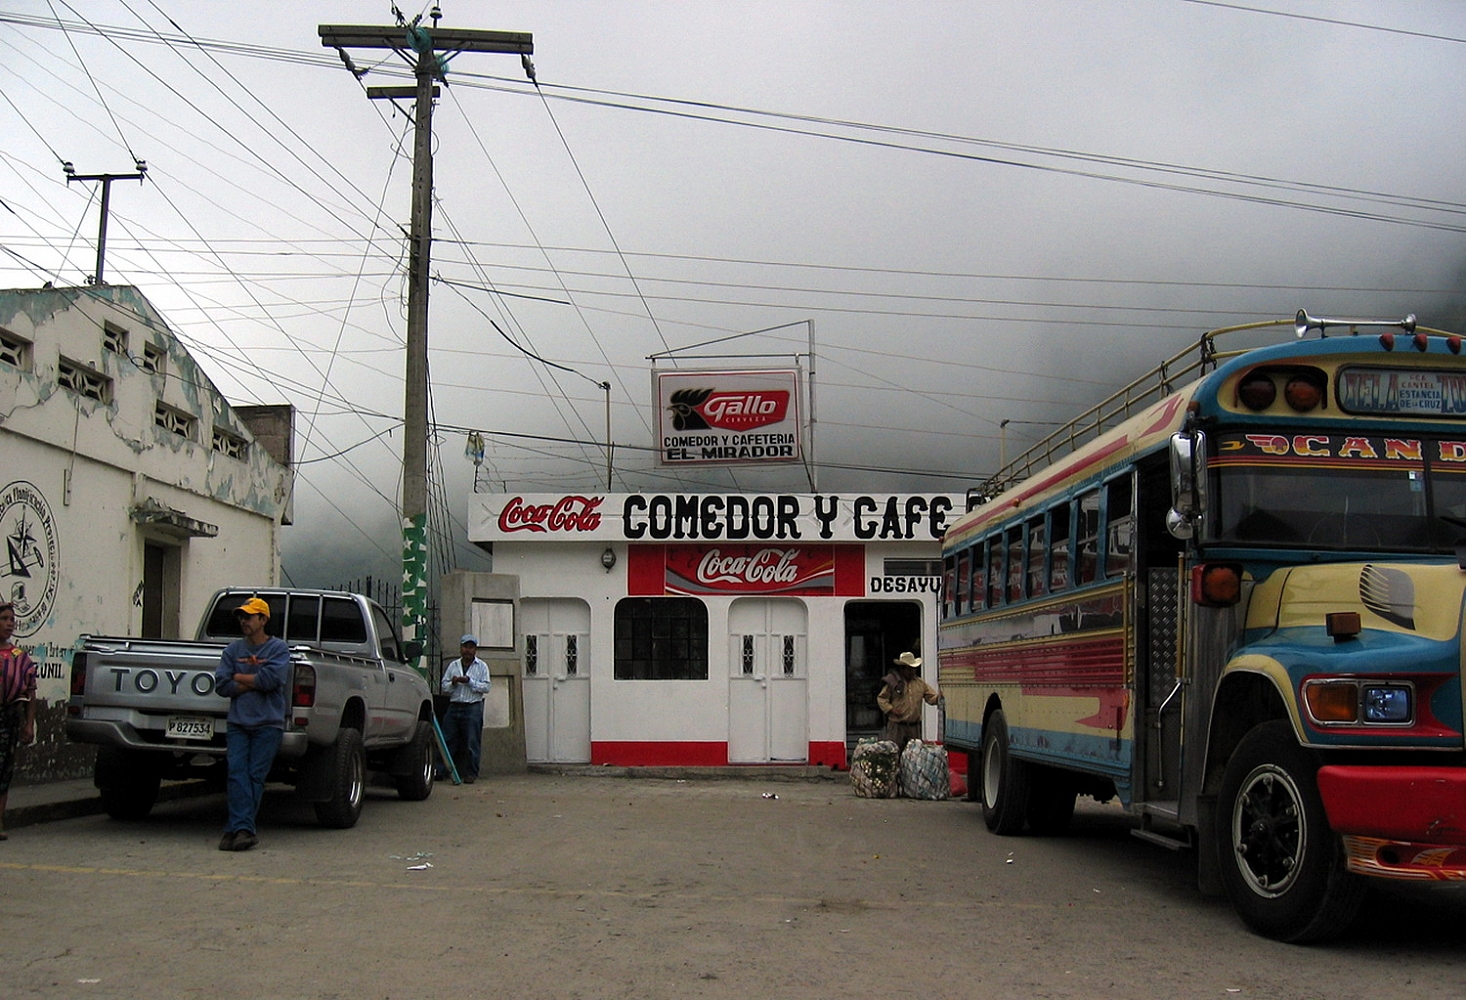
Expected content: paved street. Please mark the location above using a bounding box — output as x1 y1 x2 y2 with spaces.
5 774 1466 999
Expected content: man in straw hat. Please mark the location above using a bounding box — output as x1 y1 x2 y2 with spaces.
877 651 940 751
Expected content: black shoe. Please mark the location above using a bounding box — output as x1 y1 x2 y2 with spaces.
463 774 477 784
218 831 238 851
231 831 259 851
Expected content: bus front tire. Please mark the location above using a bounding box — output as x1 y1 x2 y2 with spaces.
980 710 1030 835
1216 721 1365 942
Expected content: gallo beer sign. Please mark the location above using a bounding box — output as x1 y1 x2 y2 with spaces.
655 369 802 466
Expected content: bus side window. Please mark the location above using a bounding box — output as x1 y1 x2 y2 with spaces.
972 540 987 610
942 554 957 618
987 536 1004 607
1106 475 1135 578
1026 514 1047 597
1078 490 1101 586
1006 525 1024 603
956 550 971 614
1049 503 1071 592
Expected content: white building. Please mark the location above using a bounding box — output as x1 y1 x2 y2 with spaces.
469 492 959 768
0 285 292 780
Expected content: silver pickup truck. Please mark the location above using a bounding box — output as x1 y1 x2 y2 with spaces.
65 588 436 828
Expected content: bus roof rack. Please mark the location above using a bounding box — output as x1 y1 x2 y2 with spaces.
971 309 1426 502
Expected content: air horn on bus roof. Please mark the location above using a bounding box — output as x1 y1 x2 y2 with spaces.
1294 308 1417 339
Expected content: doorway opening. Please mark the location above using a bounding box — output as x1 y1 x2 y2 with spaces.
843 600 921 750
141 540 182 638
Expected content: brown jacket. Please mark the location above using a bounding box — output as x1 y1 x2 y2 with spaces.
877 674 939 724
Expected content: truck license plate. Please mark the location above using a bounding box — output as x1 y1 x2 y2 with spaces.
166 716 215 741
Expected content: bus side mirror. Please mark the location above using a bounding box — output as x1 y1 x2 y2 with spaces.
1168 430 1207 540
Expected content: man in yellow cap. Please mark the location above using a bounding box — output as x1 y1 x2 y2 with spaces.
213 596 290 851
877 651 940 751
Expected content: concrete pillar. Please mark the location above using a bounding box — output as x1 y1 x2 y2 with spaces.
440 570 525 775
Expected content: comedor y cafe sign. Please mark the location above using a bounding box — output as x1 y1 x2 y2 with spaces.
473 493 964 544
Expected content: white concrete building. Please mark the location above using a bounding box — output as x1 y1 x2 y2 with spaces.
469 492 959 768
0 285 292 779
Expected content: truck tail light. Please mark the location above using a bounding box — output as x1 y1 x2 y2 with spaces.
67 651 88 715
292 663 316 708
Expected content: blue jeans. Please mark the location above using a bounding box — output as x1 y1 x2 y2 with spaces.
225 724 283 834
442 701 484 778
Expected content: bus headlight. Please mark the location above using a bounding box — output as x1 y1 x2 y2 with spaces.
1361 685 1412 724
1303 679 1415 726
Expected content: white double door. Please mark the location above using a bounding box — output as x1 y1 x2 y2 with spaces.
522 598 591 763
728 598 808 763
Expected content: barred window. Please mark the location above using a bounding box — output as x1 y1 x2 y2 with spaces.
103 321 128 355
885 559 941 577
58 358 112 403
212 427 249 460
613 597 708 680
0 328 31 370
142 342 166 376
155 402 196 439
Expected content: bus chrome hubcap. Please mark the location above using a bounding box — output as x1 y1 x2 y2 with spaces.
1231 764 1306 897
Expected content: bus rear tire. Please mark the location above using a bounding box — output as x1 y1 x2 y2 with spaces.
1216 721 1365 942
980 710 1030 835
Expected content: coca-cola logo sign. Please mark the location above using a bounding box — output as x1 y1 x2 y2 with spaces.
664 544 835 595
497 495 604 533
696 547 801 586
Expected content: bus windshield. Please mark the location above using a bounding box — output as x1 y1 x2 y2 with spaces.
1211 431 1466 552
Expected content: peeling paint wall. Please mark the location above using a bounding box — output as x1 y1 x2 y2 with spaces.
0 286 292 782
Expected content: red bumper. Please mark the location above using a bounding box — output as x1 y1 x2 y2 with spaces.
1317 765 1466 881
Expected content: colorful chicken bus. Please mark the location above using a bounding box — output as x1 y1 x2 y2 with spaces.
939 310 1466 942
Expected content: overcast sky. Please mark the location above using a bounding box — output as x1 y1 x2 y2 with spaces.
4 1 1466 586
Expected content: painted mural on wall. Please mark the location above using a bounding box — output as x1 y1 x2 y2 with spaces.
0 479 59 636
0 479 68 702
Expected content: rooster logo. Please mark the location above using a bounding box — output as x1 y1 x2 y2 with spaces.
667 388 714 431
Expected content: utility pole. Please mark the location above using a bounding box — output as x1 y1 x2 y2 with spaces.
320 11 532 673
63 159 147 285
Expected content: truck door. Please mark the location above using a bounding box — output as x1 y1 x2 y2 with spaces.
369 601 419 739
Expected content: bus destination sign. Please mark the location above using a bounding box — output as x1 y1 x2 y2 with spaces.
1338 367 1466 417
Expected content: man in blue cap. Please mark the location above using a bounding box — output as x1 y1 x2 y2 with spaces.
440 634 491 783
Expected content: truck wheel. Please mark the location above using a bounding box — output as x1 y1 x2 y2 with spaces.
980 710 1030 835
1216 721 1366 942
393 721 435 802
95 747 161 821
313 728 365 829
1026 767 1076 835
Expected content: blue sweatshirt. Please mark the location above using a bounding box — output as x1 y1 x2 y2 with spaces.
214 635 291 728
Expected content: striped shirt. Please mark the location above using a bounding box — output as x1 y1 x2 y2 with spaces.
0 644 37 705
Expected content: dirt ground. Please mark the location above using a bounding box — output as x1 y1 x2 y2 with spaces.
4 773 1466 999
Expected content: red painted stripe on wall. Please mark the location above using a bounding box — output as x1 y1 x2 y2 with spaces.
591 741 849 768
834 545 866 595
627 545 666 595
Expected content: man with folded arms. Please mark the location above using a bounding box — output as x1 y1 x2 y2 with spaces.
214 596 290 851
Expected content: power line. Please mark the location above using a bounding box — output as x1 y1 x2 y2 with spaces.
1181 1 1466 44
8 8 1462 232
